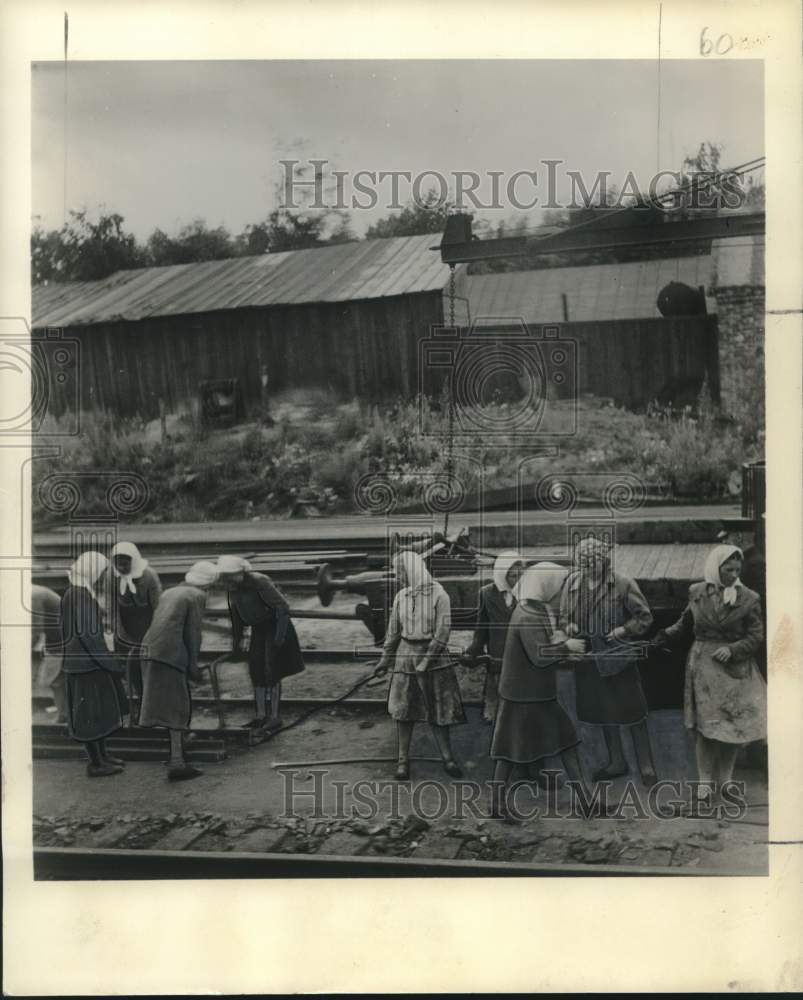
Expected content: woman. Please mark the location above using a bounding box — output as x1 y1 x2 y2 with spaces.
559 535 658 788
654 544 765 803
60 552 127 777
32 583 66 722
108 541 162 720
217 554 305 731
465 550 526 723
139 560 218 781
374 550 466 780
490 563 590 821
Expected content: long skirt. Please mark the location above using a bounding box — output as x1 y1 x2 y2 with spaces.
387 638 466 725
248 618 305 687
65 670 126 742
491 696 579 764
575 658 647 726
139 660 192 730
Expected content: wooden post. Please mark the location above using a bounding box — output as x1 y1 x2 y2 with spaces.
561 293 569 322
159 397 167 442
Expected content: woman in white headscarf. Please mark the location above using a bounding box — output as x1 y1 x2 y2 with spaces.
655 544 766 802
139 561 218 781
216 554 305 732
374 550 466 780
60 551 127 777
490 563 590 821
107 541 162 721
465 550 526 723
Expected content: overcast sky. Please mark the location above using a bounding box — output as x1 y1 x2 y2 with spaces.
31 59 764 239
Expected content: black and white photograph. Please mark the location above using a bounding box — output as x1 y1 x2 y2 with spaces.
2 1 801 995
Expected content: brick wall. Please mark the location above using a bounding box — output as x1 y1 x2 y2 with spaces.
709 236 765 421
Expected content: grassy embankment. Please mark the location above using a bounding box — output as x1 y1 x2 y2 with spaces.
32 387 762 525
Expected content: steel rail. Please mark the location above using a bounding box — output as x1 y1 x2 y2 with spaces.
33 845 735 879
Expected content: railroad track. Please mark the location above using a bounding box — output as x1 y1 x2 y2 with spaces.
34 845 729 879
31 550 377 592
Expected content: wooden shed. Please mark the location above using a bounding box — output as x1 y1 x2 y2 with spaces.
32 235 459 419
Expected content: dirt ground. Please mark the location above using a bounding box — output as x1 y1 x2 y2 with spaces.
31 590 769 873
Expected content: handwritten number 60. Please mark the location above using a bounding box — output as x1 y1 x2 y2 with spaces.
700 27 734 55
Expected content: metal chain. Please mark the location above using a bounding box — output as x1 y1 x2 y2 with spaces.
444 264 457 538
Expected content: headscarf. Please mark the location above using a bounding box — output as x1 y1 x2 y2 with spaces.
185 561 218 588
703 544 743 605
393 549 434 592
573 535 611 571
217 555 252 575
67 551 109 602
516 562 568 606
493 549 525 608
111 540 148 597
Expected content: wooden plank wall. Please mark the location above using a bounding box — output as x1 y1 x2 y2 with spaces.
570 315 719 408
462 315 719 411
47 292 444 419
44 305 717 420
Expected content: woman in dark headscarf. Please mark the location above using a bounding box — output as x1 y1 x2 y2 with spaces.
217 555 305 732
108 541 162 720
465 550 526 723
654 544 765 804
60 552 127 777
559 535 658 789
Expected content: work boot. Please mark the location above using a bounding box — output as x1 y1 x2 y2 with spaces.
167 763 204 782
592 763 628 782
263 717 283 733
86 762 123 778
443 758 463 779
394 759 410 781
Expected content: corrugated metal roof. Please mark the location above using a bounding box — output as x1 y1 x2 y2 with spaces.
466 255 715 325
32 234 452 329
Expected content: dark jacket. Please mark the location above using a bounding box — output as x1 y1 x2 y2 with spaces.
108 566 163 646
498 601 568 702
229 572 304 680
664 581 763 664
229 572 290 646
60 585 121 675
466 583 517 666
141 584 206 677
559 569 653 677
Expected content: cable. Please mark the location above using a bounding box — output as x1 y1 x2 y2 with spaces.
497 156 766 241
261 665 384 739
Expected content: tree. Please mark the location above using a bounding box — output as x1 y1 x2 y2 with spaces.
366 189 453 239
244 159 354 253
248 205 354 254
31 210 144 283
674 141 764 213
145 219 239 266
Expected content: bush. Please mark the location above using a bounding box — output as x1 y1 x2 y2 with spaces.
31 391 764 525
